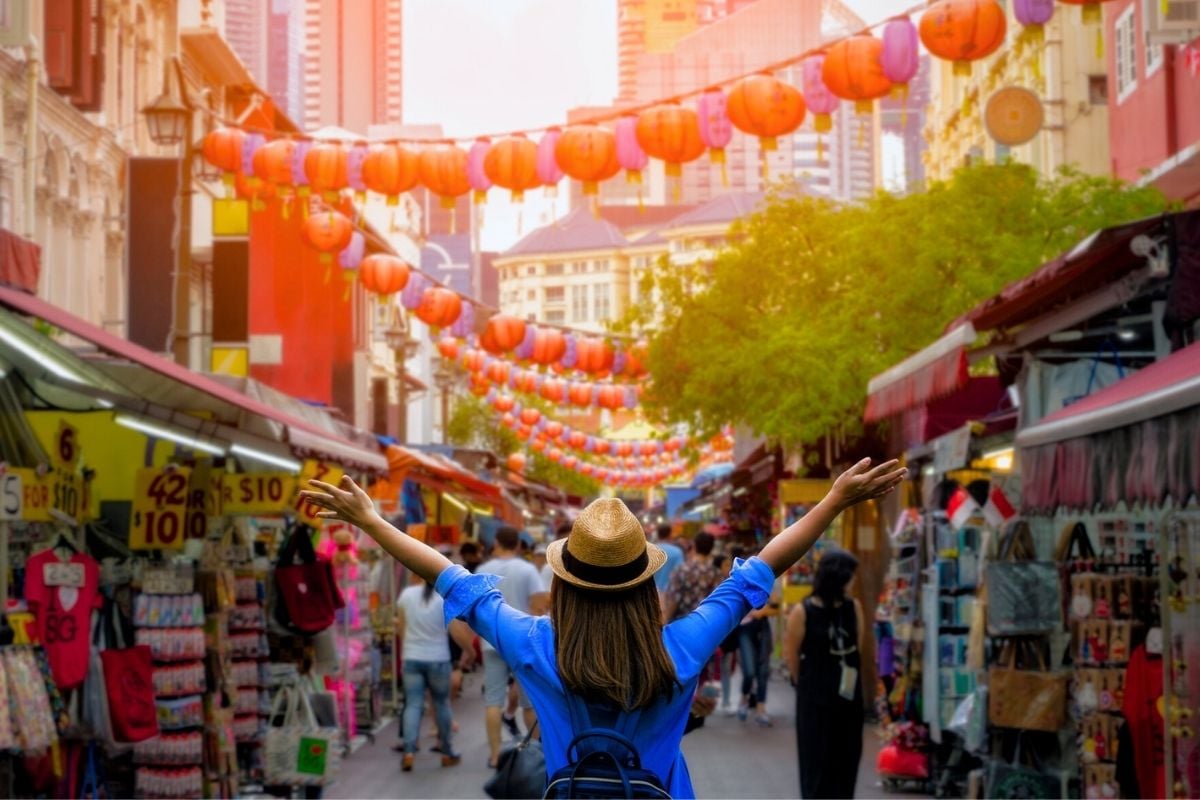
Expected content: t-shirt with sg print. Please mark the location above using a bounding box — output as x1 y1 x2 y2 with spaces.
666 560 721 622
24 549 103 690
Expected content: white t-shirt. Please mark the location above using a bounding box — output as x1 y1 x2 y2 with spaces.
397 585 450 662
539 563 554 592
476 555 547 651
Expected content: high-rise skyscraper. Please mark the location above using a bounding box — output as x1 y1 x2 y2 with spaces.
223 0 269 84
303 0 403 132
266 0 305 124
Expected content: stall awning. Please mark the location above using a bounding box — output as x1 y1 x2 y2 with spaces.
0 286 386 472
947 215 1177 334
386 445 502 504
864 324 975 422
0 228 39 294
1017 340 1200 449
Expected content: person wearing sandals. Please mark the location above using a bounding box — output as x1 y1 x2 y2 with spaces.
301 458 903 799
395 573 475 771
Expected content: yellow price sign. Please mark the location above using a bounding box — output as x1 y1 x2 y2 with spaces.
130 467 192 550
293 460 344 526
222 473 297 516
184 464 224 542
13 467 85 522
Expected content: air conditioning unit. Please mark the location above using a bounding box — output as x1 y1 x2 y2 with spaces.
1147 0 1200 44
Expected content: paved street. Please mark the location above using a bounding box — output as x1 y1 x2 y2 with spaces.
326 670 913 799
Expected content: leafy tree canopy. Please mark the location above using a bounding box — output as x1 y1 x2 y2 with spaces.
621 163 1169 449
446 392 601 498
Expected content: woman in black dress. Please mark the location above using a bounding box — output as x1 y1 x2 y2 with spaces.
784 548 865 799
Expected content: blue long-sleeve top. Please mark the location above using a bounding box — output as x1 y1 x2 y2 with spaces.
435 556 776 799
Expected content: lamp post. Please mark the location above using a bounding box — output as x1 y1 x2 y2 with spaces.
433 362 455 444
383 316 421 444
141 57 195 366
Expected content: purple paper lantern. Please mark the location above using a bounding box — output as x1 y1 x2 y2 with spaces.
291 139 312 190
338 231 365 271
612 348 627 376
449 300 475 339
615 117 648 183
242 132 265 178
802 55 839 134
1013 0 1054 30
467 138 492 203
696 89 733 163
515 324 537 361
881 18 920 87
401 272 429 311
562 335 578 370
536 128 564 193
623 386 638 410
347 142 369 195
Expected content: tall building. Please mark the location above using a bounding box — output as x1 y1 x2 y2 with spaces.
266 0 305 123
303 0 403 132
223 0 269 83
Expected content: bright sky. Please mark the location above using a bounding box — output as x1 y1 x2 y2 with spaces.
402 0 912 251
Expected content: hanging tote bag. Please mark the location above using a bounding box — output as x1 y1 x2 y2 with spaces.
263 686 343 787
274 525 344 635
99 602 158 744
985 520 1062 636
484 721 546 799
987 640 1068 733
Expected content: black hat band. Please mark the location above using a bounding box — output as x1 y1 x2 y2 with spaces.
563 546 649 586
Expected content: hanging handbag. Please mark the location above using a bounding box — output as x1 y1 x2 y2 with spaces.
484 721 546 800
82 608 118 750
99 602 158 744
985 733 1064 799
1055 521 1097 630
987 640 1068 732
985 521 1062 636
263 686 343 787
274 525 344 635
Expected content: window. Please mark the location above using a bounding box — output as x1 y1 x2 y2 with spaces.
571 285 589 322
544 286 565 303
594 259 610 271
527 290 535 301
526 265 537 276
1143 0 1164 77
1115 7 1137 103
546 262 564 276
1088 75 1108 105
593 284 611 321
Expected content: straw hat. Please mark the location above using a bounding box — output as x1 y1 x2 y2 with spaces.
546 498 666 591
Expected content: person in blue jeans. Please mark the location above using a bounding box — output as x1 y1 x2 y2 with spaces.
395 575 475 771
302 457 903 798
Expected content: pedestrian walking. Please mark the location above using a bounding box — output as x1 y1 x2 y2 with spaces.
395 574 475 771
652 524 685 603
785 548 866 799
737 577 780 727
476 526 548 767
661 531 720 623
532 542 554 592
301 457 902 799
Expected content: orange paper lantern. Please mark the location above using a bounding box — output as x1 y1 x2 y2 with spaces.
485 360 511 385
235 172 276 211
304 210 354 263
493 394 516 413
822 35 893 114
531 328 568 366
635 105 707 177
540 379 566 404
481 314 527 355
575 337 615 375
568 382 594 407
362 144 421 204
252 139 296 186
919 0 1007 76
554 125 620 196
418 145 471 209
304 142 349 200
437 337 460 360
507 452 528 473
725 75 807 151
483 135 541 202
359 253 410 295
544 421 565 439
202 128 245 178
415 287 463 328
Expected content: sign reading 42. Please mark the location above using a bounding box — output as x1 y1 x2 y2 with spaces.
130 466 192 550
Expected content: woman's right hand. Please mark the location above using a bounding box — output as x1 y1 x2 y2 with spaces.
829 458 906 511
299 475 380 530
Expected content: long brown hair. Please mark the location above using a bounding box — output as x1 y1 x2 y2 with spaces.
551 578 679 711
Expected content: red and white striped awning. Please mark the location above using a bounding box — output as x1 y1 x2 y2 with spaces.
864 324 975 423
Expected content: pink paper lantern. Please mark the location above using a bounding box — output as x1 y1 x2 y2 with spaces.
615 116 648 183
881 17 920 87
467 138 492 204
347 142 369 195
696 89 733 164
802 55 840 133
536 128 564 194
1013 0 1055 30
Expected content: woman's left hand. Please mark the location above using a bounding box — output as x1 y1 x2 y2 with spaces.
829 458 906 511
299 475 379 529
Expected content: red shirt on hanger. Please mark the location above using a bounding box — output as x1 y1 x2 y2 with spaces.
1122 643 1166 800
24 549 102 690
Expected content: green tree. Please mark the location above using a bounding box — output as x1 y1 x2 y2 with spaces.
625 163 1169 448
446 393 601 497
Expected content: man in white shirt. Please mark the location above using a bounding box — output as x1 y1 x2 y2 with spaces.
532 543 554 593
476 525 548 768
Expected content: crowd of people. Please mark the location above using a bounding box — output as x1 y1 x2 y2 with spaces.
381 500 880 798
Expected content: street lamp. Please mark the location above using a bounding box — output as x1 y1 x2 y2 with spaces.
141 57 196 366
384 312 422 443
433 362 456 445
